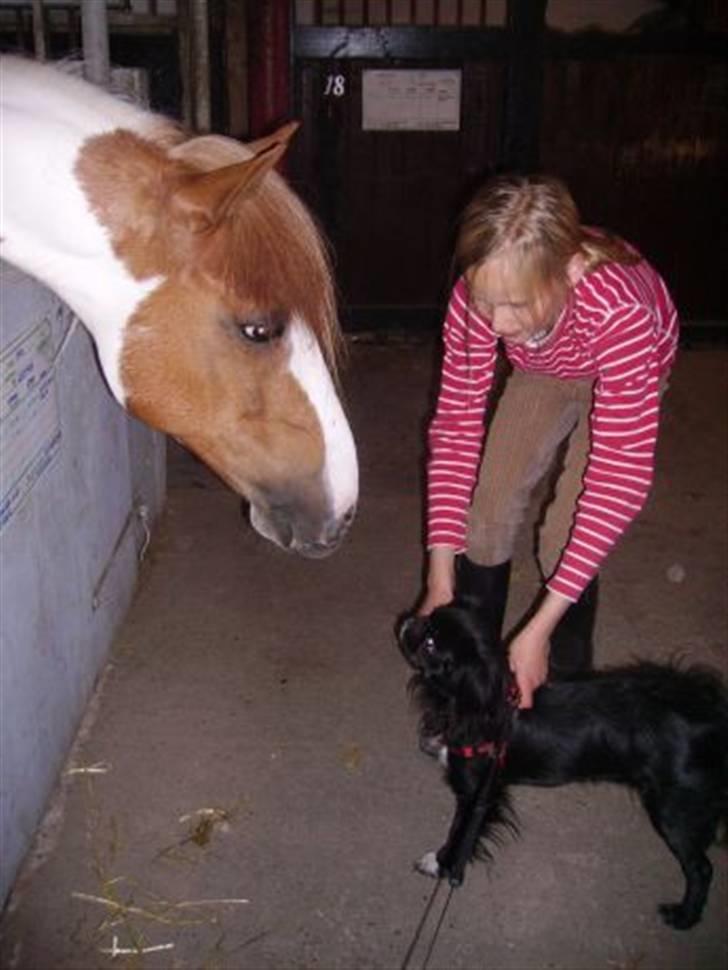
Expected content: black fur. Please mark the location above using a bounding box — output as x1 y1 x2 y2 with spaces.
398 603 728 930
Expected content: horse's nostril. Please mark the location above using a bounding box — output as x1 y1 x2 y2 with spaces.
334 506 355 541
297 509 356 558
297 539 335 559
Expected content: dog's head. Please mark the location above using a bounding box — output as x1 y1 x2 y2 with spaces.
397 603 513 726
398 605 486 680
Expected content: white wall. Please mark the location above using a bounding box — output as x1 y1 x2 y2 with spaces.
0 264 166 905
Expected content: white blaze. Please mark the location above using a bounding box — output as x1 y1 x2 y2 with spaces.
286 319 359 518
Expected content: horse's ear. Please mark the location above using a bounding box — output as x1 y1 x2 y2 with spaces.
170 125 297 234
246 120 300 157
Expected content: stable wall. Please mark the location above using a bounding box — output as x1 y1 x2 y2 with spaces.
0 263 166 905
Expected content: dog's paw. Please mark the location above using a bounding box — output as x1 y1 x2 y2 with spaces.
658 902 699 931
415 851 441 879
436 853 465 887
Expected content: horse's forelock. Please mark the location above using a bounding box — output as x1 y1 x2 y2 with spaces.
171 134 342 372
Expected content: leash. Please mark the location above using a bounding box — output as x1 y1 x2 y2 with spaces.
399 751 501 970
401 675 520 969
420 882 456 970
400 878 455 970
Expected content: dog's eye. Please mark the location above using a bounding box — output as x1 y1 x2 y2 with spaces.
423 636 437 655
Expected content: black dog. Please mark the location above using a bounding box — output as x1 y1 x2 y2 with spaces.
398 603 728 930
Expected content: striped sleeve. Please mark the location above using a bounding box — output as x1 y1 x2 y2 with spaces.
547 302 663 600
426 279 498 551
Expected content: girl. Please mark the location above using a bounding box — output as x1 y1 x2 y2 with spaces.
420 174 679 709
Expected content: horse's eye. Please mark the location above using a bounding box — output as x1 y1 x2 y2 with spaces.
240 322 273 343
236 312 287 344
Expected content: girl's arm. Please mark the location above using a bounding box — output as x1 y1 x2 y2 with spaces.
548 300 663 601
426 278 498 554
419 545 457 615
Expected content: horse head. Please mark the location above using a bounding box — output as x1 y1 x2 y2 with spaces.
72 122 359 556
0 54 358 557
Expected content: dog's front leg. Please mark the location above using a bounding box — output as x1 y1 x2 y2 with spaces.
416 792 472 886
418 757 493 887
441 790 493 887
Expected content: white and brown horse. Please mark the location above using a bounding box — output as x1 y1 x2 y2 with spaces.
0 55 357 556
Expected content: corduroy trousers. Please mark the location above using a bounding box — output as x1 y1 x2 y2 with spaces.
466 369 595 581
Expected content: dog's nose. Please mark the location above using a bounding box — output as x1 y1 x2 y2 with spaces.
395 613 417 646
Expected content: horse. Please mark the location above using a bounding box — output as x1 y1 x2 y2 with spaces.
0 55 358 557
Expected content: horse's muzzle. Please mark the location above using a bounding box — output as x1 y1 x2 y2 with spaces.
248 500 356 557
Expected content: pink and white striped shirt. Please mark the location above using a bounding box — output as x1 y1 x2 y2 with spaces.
427 258 679 601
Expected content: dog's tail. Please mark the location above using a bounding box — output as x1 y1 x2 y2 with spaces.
680 662 728 848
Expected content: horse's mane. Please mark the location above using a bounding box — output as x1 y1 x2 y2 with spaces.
168 133 342 372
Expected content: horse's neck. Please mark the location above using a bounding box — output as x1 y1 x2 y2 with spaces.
0 58 168 404
1 56 156 135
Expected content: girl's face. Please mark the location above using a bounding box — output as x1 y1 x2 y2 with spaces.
468 252 582 346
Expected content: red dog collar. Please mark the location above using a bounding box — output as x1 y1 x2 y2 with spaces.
448 677 519 762
449 739 507 764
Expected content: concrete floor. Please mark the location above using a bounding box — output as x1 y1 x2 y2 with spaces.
1 338 726 970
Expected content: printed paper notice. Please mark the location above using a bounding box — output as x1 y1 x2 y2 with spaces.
1 319 61 531
362 70 461 131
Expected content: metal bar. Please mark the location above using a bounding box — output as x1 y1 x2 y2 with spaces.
68 5 80 52
14 9 25 53
293 25 509 58
293 24 728 59
81 0 111 86
31 0 46 60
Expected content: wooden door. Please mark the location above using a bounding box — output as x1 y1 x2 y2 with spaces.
290 57 505 328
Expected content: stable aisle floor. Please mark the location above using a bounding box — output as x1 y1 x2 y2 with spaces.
1 337 726 970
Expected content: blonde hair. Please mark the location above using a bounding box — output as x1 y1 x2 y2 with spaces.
456 174 639 303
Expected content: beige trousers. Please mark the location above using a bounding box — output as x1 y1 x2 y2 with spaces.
466 369 594 580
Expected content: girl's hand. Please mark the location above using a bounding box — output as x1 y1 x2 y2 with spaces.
418 585 453 616
508 626 550 709
509 589 572 708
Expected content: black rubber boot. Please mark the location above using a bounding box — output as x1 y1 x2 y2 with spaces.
456 556 512 645
549 578 599 677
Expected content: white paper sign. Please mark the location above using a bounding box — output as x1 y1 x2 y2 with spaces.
362 70 461 131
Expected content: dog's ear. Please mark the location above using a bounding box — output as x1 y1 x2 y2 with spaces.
449 611 510 723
